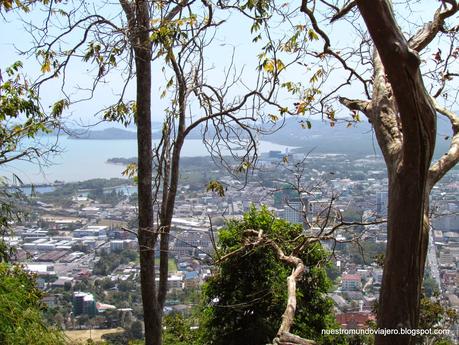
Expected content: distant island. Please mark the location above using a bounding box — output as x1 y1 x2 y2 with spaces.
106 157 137 165
68 127 137 140
72 118 452 158
107 156 217 168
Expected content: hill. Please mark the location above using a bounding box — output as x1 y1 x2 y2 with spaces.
68 127 137 140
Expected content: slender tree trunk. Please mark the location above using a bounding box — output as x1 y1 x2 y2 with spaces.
158 134 185 309
129 1 162 343
157 57 187 309
135 53 161 345
136 51 161 344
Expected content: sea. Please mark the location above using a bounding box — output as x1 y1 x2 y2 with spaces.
0 136 292 185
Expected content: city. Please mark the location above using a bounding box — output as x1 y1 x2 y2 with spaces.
1 1 458 344
5 151 459 343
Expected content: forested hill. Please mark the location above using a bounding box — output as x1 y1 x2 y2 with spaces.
63 116 454 157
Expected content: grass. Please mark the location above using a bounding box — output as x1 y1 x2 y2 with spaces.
98 219 129 228
65 327 124 343
154 257 177 273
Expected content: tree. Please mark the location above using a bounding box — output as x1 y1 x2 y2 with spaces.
0 2 65 262
163 312 199 345
247 2 459 344
0 18 63 344
22 2 289 344
349 3 439 344
417 296 457 345
200 206 345 345
0 263 65 345
0 63 55 259
128 320 144 340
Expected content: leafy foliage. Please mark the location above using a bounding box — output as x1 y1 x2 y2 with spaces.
417 296 457 345
0 263 65 345
93 249 138 276
423 273 440 298
0 61 62 165
0 176 27 262
200 206 346 345
163 313 199 345
103 101 137 127
206 180 225 197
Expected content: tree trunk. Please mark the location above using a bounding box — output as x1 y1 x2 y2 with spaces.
355 2 437 344
377 171 430 345
136 51 160 344
157 139 185 309
130 1 161 344
157 78 186 309
135 56 161 345
337 1 459 342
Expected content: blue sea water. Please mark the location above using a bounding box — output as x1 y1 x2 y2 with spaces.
0 136 292 184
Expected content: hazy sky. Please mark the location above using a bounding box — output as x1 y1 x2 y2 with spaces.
0 2 276 129
0 1 441 129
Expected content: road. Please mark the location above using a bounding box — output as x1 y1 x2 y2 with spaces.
427 227 441 290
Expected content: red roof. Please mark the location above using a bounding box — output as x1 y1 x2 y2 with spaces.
336 312 375 329
342 274 361 281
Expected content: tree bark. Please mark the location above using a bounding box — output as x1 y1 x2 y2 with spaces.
355 2 437 345
122 1 162 344
135 48 161 344
157 42 188 310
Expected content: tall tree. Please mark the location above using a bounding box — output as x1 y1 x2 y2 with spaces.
293 2 459 344
351 2 436 344
232 1 458 343
21 2 290 343
117 1 159 343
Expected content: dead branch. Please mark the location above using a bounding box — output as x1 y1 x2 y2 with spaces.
408 0 458 52
218 228 316 345
330 1 356 23
427 97 459 190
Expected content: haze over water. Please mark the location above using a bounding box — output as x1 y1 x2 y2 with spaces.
0 136 293 184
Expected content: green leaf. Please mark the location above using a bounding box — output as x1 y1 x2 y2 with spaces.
40 58 51 73
308 29 319 41
51 99 69 117
206 180 225 197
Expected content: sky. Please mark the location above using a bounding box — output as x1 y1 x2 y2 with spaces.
0 2 276 129
0 1 372 128
0 1 448 132
0 1 443 128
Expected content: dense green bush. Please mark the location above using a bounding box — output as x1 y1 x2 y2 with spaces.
0 263 65 345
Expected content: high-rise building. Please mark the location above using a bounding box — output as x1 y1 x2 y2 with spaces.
282 195 309 226
376 191 388 216
73 292 97 317
283 201 303 224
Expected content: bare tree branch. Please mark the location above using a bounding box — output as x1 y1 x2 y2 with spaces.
408 0 459 52
428 97 459 190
